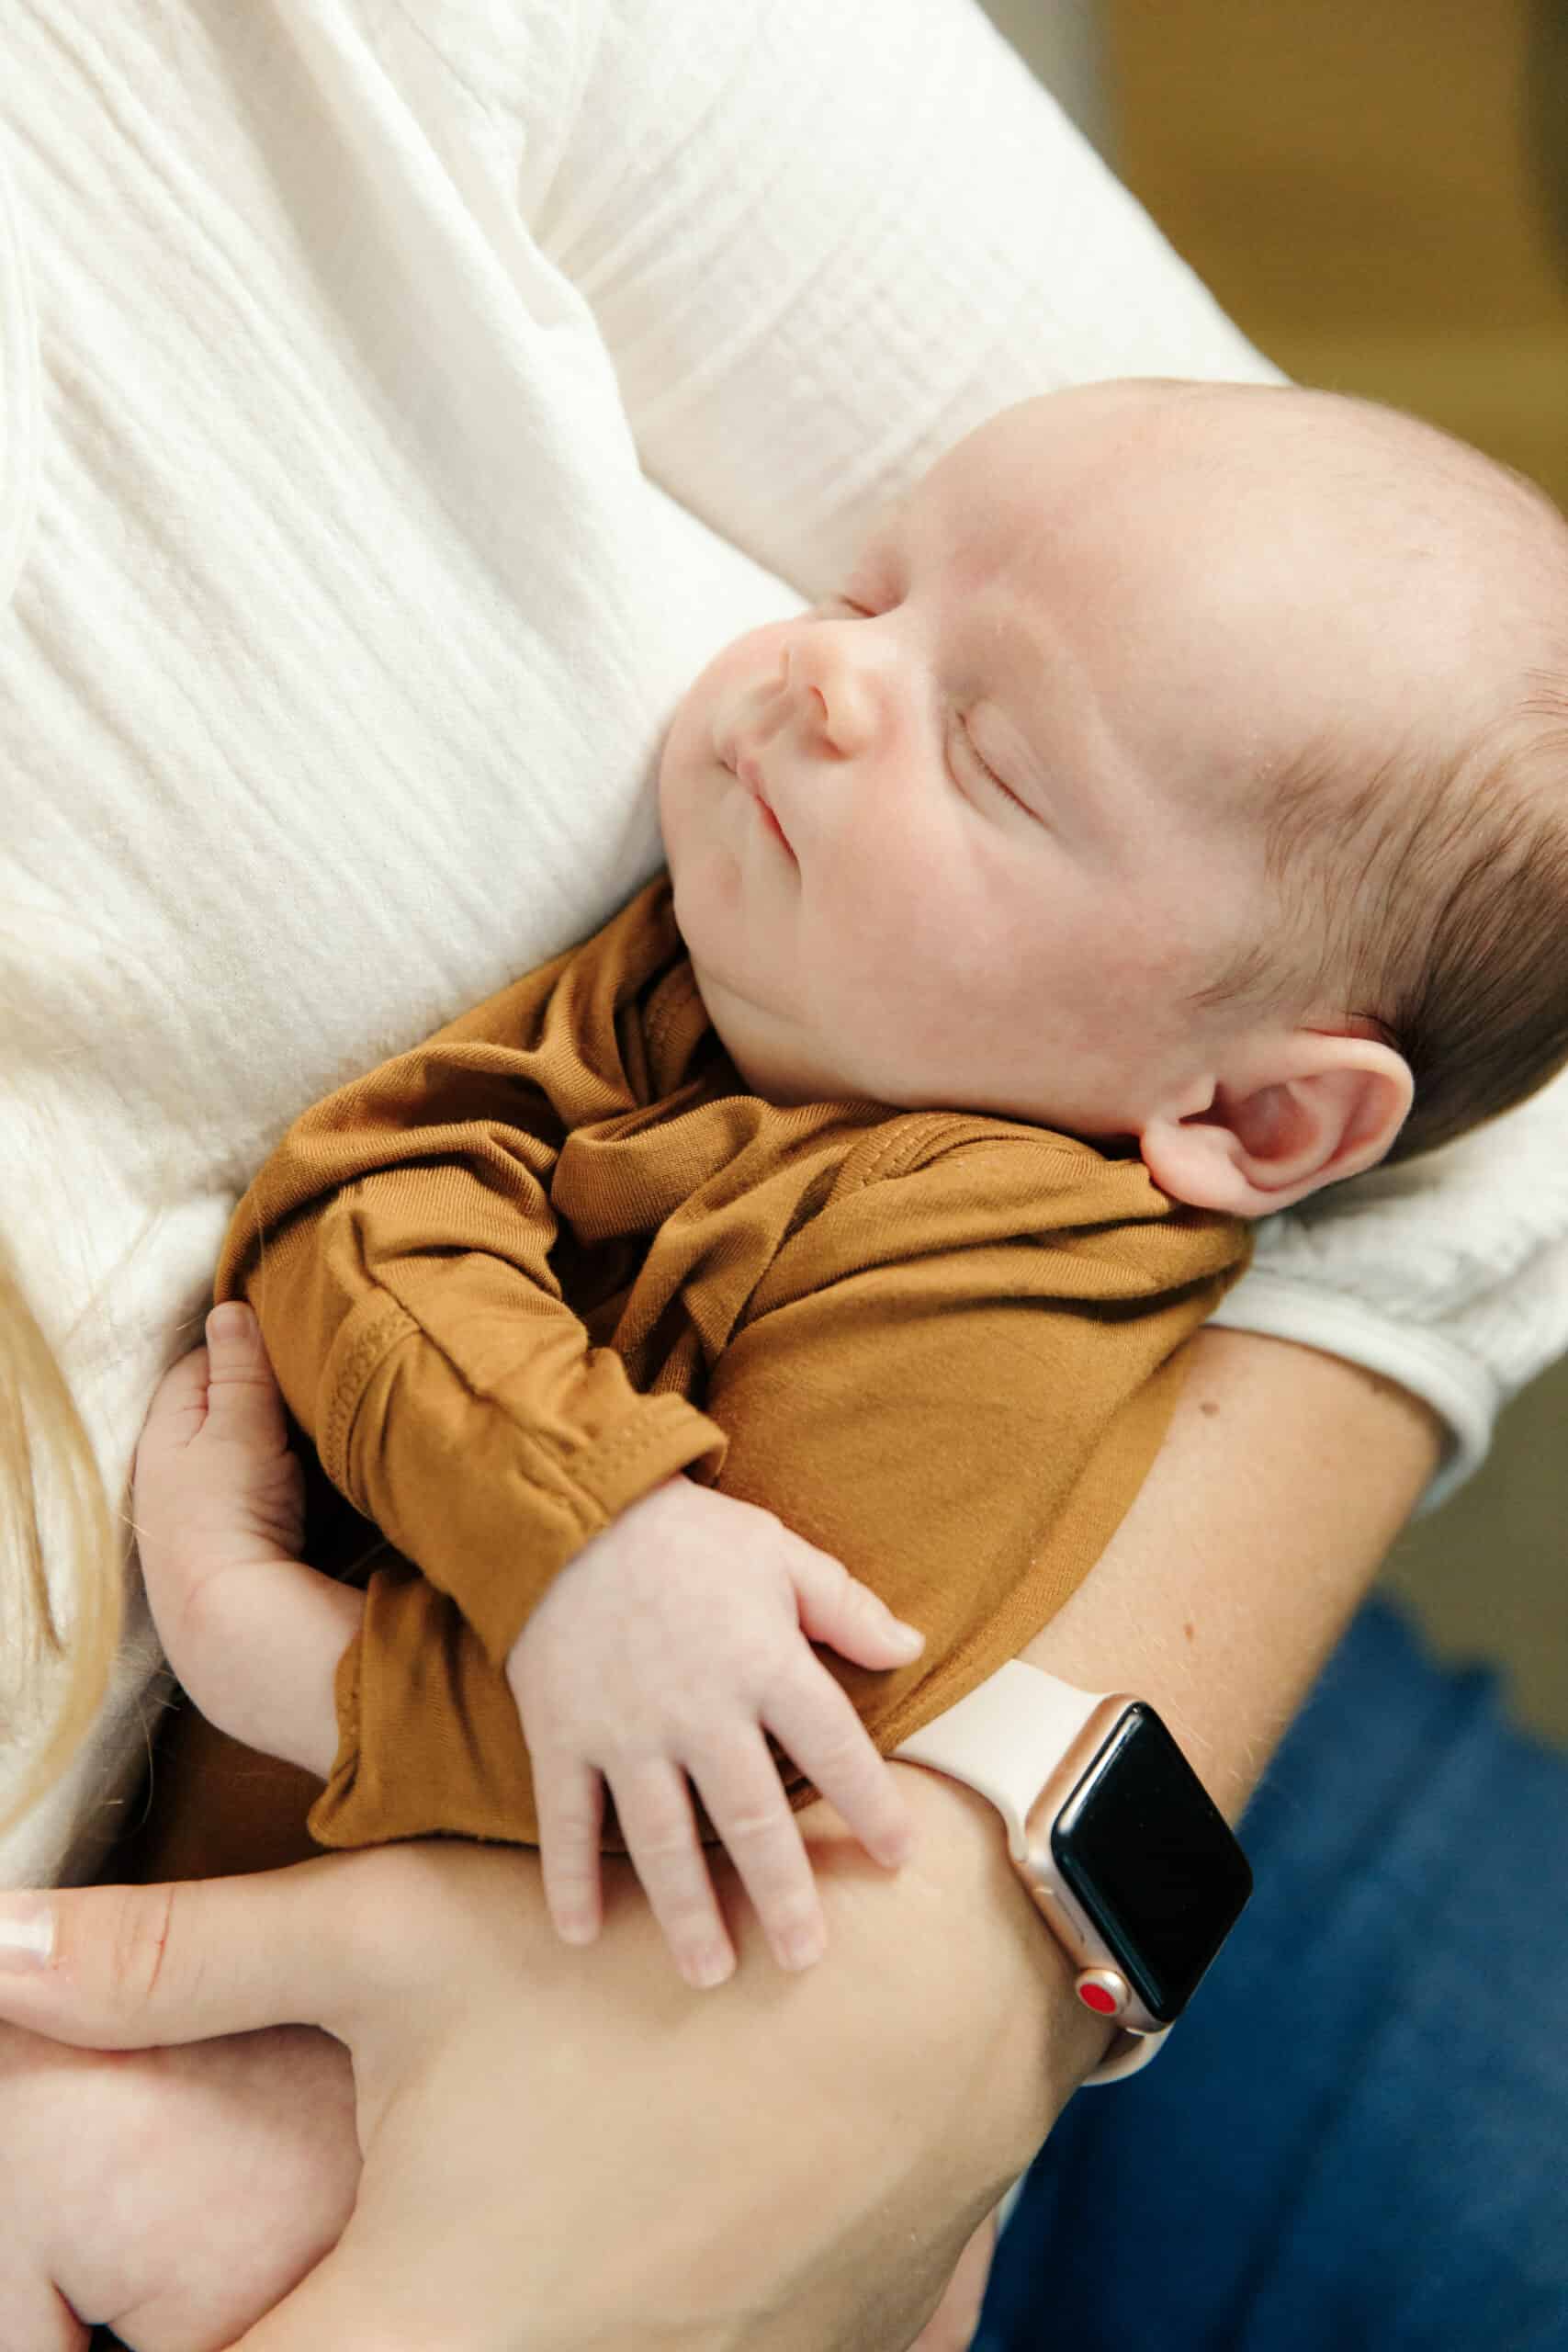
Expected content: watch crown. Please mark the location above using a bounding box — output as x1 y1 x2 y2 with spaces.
1075 1968 1131 2019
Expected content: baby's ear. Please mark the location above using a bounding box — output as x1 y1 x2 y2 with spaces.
1138 1033 1414 1216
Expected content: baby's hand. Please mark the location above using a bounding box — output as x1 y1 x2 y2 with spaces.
506 1477 926 1988
133 1303 361 1776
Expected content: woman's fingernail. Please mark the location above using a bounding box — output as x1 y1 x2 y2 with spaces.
0 1895 55 1972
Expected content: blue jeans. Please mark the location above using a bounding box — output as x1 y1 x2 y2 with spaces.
979 1600 1568 2349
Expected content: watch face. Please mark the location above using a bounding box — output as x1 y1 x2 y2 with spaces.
1051 1704 1252 2026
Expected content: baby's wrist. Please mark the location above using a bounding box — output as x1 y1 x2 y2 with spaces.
162 1557 359 1782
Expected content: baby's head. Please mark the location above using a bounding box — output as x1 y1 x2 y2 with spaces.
659 379 1568 1214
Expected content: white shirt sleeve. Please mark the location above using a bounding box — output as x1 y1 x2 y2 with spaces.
544 0 1284 592
544 0 1567 1499
1209 1069 1568 1507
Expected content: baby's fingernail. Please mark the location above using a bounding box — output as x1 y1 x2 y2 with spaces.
0 1895 55 1973
206 1303 252 1350
685 1946 734 1990
887 1618 925 1656
778 1922 826 1973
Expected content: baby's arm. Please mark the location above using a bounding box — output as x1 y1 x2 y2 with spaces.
233 1121 1241 1966
132 1304 361 1781
135 1308 924 1988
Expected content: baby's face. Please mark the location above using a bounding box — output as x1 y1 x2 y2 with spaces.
658 379 1493 1136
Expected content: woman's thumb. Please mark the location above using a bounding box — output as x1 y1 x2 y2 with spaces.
0 1863 346 2051
223 2237 412 2352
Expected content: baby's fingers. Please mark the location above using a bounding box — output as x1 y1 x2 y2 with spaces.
610 1762 736 1991
694 1736 829 1977
766 1668 916 1874
786 1548 926 1673
199 1301 292 1454
134 1303 304 1568
137 1341 220 1463
533 1758 605 1948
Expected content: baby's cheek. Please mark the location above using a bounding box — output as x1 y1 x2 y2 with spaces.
664 624 781 759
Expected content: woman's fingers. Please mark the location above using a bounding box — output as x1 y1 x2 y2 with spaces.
0 1865 355 2052
906 2209 999 2352
0 2276 87 2352
227 2233 422 2352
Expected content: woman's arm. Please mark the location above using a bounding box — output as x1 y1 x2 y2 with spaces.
1025 1327 1444 1812
3 1327 1441 2352
539 0 1282 596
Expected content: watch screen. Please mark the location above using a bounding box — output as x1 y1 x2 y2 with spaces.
1051 1705 1252 2025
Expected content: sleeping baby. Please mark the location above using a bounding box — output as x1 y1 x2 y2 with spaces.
15 375 1568 2346
144 375 1568 1994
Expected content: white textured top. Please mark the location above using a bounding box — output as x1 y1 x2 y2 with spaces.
2 0 1563 1887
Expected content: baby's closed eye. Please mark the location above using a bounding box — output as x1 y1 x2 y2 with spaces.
947 706 1039 820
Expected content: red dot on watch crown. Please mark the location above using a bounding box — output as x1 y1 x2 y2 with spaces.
1077 1981 1120 2016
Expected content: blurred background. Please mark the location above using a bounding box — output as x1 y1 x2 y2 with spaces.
980 0 1568 1741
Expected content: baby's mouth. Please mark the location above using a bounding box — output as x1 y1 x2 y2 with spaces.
732 747 795 859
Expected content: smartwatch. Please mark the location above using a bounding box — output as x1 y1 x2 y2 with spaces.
892 1661 1252 2086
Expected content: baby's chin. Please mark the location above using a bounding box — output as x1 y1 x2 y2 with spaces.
684 968 850 1108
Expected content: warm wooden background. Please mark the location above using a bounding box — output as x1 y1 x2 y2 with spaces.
984 0 1568 1738
1107 0 1568 507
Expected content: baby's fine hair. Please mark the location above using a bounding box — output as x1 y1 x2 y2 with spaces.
1272 693 1568 1164
1200 413 1568 1165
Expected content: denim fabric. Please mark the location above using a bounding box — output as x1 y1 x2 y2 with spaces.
979 1601 1568 2350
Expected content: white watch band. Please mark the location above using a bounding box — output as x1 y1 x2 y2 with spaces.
894 1661 1169 2086
895 1662 1112 1849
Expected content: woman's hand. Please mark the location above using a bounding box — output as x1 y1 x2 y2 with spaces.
0 1782 1087 2351
14 1326 1436 2351
0 2015 355 2351
906 2212 999 2352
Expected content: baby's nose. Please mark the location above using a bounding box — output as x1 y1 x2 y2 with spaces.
784 626 882 757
